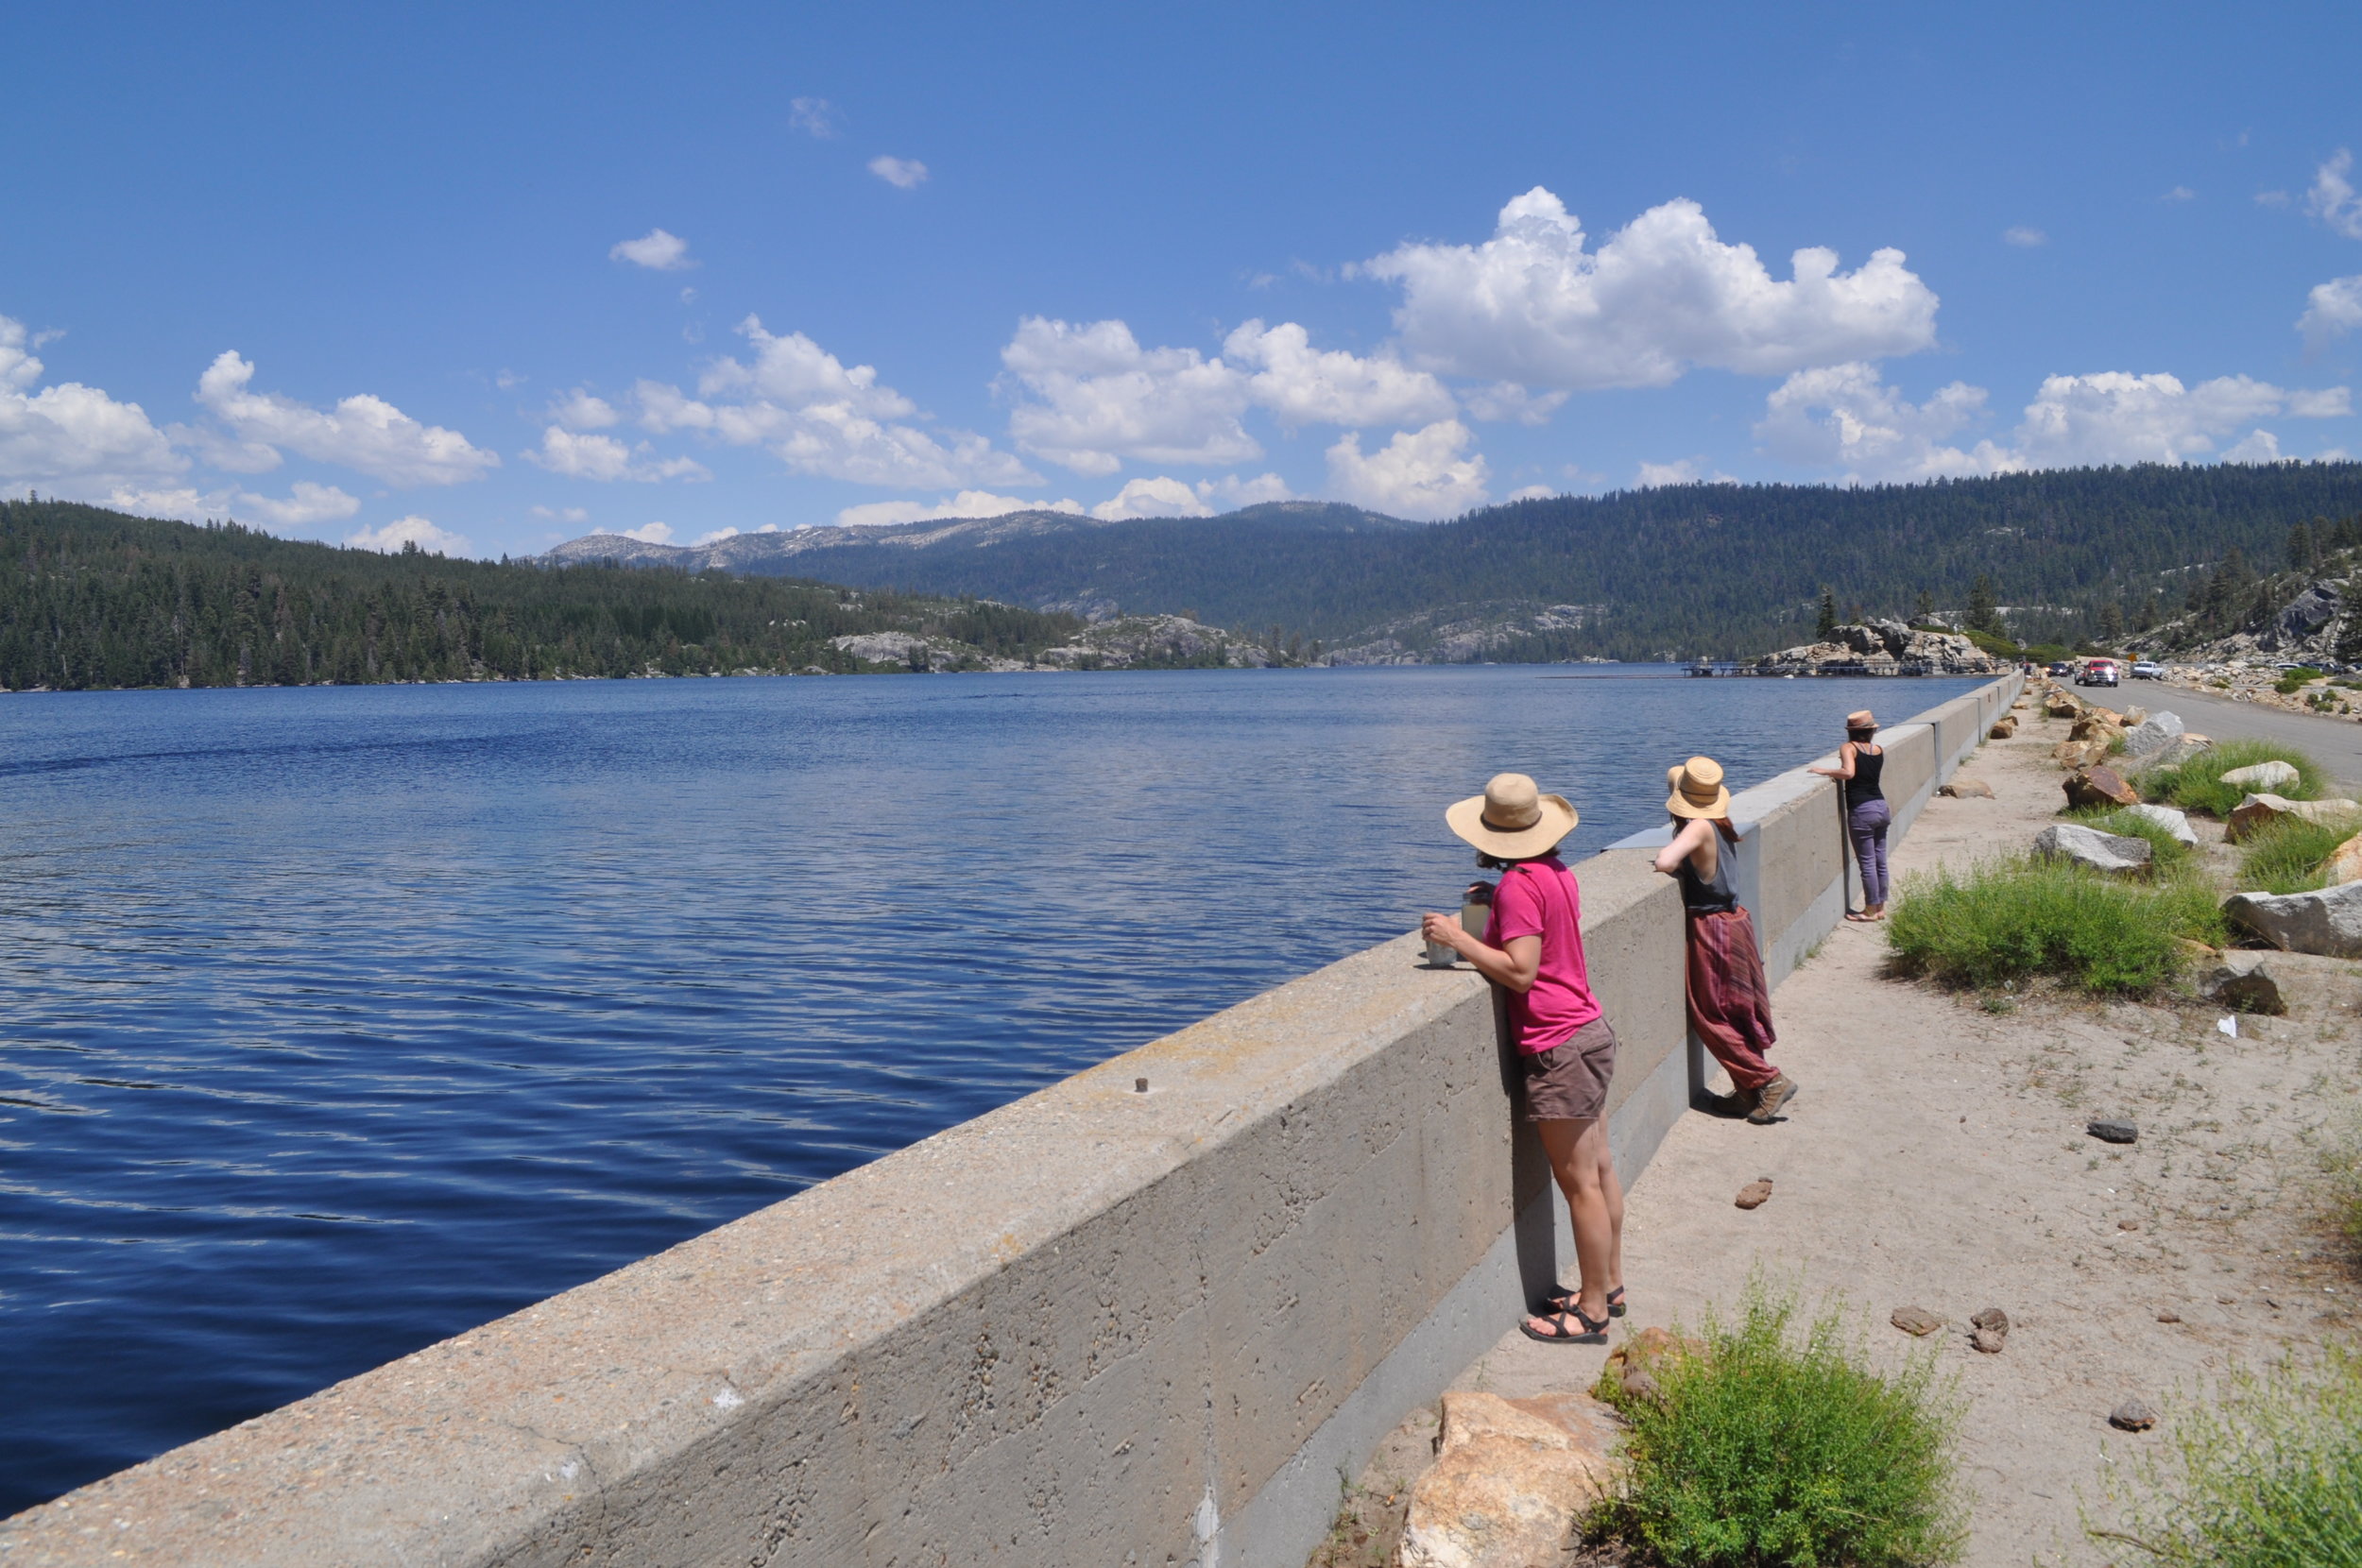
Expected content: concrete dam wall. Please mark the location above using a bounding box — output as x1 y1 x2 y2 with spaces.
2 675 2022 1568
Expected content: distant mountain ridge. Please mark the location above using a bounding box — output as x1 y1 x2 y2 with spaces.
544 465 2362 661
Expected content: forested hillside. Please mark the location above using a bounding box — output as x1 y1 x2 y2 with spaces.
0 501 1089 690
593 463 2362 659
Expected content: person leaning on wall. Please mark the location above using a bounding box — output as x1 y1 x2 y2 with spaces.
1420 773 1629 1345
1653 758 1798 1126
1810 708 1890 922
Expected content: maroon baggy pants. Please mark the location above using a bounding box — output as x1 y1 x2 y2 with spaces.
1685 908 1779 1091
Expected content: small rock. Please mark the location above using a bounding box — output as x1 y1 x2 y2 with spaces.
2088 1118 2139 1144
2045 692 2081 718
2110 1398 2157 1432
2123 711 2185 758
1891 1306 1945 1337
1971 1327 2007 1354
2122 706 2148 726
2063 766 2140 809
2198 956 2288 1015
2222 881 2362 958
2122 802 2198 845
2156 1309 2181 1323
1735 1179 1773 1209
2033 823 2153 875
1986 717 2017 740
1615 1363 1662 1407
2119 1219 2140 1231
2220 758 2301 791
2225 793 2362 844
2325 829 2362 886
1941 777 1995 798
1971 1306 2011 1335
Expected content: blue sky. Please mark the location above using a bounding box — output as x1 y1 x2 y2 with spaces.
5 1 2361 557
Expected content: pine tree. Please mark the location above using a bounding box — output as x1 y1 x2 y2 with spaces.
1816 587 1838 640
2288 520 2318 571
1965 573 2001 636
1913 588 1934 623
2098 601 2124 642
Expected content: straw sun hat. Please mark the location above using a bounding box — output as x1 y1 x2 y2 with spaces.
1846 709 1879 732
1446 773 1578 859
1666 756 1732 820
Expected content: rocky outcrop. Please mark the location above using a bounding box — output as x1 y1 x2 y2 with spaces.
2223 881 2362 957
2033 823 2152 875
2225 793 2362 843
1320 601 1612 666
1395 1389 1623 1568
1754 621 2001 674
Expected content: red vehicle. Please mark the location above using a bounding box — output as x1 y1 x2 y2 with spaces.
2076 658 2120 688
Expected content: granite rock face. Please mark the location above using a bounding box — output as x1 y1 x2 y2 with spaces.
2223 881 2362 958
2033 823 2153 875
2327 831 2362 886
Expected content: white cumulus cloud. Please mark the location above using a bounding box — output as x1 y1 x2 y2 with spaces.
1091 476 1214 520
237 481 361 526
348 515 473 555
1196 471 1293 508
2310 150 2362 240
1461 382 1571 425
531 504 590 524
1000 316 1259 477
2300 276 2362 349
1507 485 1560 501
642 316 1034 488
2013 371 2344 467
195 352 499 486
524 426 710 482
0 314 185 496
1326 420 1488 520
616 521 676 544
1634 459 1734 488
1363 188 1939 390
1221 319 1455 429
1755 363 2013 482
868 156 928 190
548 389 621 430
610 230 696 271
2003 227 2047 247
833 489 1086 528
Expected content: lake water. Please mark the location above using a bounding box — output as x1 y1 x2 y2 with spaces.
0 666 1982 1512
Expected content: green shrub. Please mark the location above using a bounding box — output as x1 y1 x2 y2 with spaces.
2097 1346 2362 1568
2274 666 2326 695
2142 739 2331 817
2328 1119 2362 1268
1592 1285 1965 1568
2066 806 2195 876
1885 856 2223 994
2235 815 2353 895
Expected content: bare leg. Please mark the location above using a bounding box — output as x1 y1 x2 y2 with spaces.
1527 1116 1621 1331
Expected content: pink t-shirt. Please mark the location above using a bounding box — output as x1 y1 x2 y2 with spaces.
1483 854 1603 1054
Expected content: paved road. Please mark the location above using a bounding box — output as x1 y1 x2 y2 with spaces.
2089 681 2362 792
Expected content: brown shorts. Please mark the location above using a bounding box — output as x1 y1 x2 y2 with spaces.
1520 1016 1618 1122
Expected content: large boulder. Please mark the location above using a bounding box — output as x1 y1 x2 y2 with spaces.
2268 583 2339 648
2122 803 2199 845
2045 691 2082 718
2198 955 2288 1015
2034 823 2153 875
2225 793 2362 844
2223 882 2362 958
2070 712 2125 741
1397 1389 1622 1568
2064 766 2141 809
2123 710 2184 758
1988 715 2018 740
2143 733 2215 770
2053 738 2113 769
2221 759 2301 791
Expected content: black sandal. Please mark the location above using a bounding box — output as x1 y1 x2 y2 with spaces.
1520 1302 1611 1344
1539 1283 1625 1319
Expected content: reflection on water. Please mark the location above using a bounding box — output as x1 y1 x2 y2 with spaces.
0 665 1978 1510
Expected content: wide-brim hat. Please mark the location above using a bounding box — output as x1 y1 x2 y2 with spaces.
1666 756 1732 819
1446 772 1578 859
1846 709 1879 732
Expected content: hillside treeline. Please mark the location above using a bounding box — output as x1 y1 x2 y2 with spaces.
0 501 1086 690
769 463 2362 658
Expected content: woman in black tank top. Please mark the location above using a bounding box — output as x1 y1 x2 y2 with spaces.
1811 708 1891 921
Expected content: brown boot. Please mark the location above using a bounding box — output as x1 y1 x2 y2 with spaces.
1747 1075 1799 1124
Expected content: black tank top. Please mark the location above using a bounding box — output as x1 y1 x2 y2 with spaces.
1677 841 1739 916
1845 745 1884 810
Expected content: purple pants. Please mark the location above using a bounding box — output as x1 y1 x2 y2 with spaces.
1850 798 1892 907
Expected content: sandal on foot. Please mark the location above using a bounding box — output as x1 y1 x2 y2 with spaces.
1540 1283 1626 1319
1520 1303 1611 1345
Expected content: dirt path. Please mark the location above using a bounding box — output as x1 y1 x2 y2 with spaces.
1336 702 2362 1568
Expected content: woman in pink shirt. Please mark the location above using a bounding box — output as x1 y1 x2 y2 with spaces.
1421 773 1626 1345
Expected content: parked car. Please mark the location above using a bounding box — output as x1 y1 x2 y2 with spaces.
2129 660 2165 680
2076 658 2121 687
